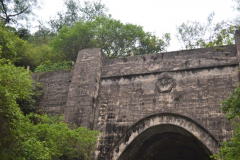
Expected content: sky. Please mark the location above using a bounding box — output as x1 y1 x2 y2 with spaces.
35 0 238 51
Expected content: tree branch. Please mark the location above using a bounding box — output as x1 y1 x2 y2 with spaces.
0 0 8 19
8 6 29 17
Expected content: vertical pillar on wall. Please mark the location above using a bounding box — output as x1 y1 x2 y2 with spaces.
235 30 240 65
64 48 105 129
235 30 240 80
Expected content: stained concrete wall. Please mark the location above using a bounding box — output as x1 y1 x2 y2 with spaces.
101 45 237 77
64 48 105 129
32 70 72 115
96 45 239 159
33 33 240 159
111 113 219 160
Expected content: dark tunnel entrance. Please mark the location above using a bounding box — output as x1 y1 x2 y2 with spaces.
118 124 213 160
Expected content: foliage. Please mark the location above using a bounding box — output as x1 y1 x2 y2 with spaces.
176 12 236 49
0 113 100 160
0 0 40 25
0 21 54 71
50 16 170 61
211 121 240 160
1 113 100 160
0 59 36 151
0 21 29 62
30 21 56 45
211 83 240 159
80 0 108 21
0 60 100 159
16 28 32 40
0 44 2 55
34 61 73 73
233 0 240 12
0 59 34 124
49 0 108 32
221 85 240 121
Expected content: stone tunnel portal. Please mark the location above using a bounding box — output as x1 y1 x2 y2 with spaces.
110 114 219 160
118 124 212 160
32 31 240 159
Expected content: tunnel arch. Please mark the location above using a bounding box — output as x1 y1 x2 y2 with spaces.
108 113 219 160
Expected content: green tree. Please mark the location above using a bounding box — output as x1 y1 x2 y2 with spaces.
0 20 55 71
0 59 36 147
1 113 100 159
49 0 108 32
0 21 31 64
0 0 40 25
30 21 55 45
80 0 108 21
50 16 170 61
211 84 240 160
16 28 32 40
0 59 100 159
26 21 57 70
176 12 236 49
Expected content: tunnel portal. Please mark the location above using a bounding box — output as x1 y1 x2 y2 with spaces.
118 124 212 160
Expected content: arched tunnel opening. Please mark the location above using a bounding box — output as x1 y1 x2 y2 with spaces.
118 124 213 160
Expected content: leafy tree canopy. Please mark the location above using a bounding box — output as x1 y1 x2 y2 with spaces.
50 16 170 61
0 21 31 64
0 20 57 71
0 0 40 26
49 0 108 32
176 12 237 49
0 21 39 70
0 59 100 159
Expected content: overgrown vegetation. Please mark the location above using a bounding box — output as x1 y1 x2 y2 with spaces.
1 0 240 159
176 12 237 49
0 59 100 159
207 1 240 159
34 61 73 73
0 1 105 159
50 16 170 61
211 84 240 159
0 113 99 159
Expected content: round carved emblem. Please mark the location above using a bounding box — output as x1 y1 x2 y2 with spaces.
156 78 172 93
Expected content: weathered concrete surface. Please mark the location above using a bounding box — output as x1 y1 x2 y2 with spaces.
64 48 105 129
110 113 218 160
33 31 240 160
32 70 71 115
97 65 238 159
102 45 237 77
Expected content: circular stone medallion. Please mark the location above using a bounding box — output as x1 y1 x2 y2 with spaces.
156 78 172 93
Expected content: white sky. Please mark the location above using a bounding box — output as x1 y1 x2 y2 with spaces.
35 0 238 51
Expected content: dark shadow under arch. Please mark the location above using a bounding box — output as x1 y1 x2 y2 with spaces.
108 113 219 160
119 124 212 160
